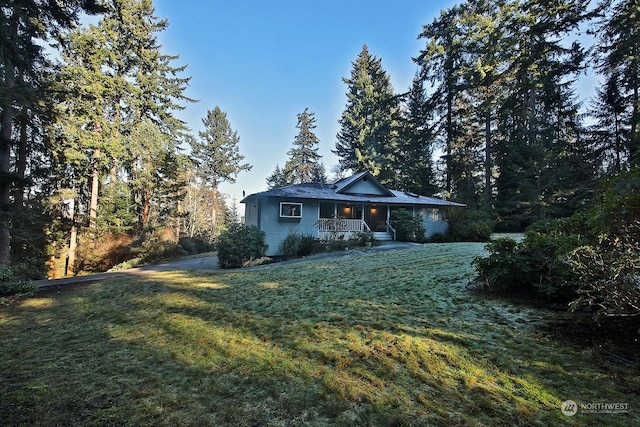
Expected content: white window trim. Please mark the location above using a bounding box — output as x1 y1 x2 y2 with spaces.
280 202 303 218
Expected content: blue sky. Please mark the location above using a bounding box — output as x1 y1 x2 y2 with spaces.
152 0 459 206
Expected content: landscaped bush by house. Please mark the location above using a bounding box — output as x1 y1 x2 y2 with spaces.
390 209 426 243
353 231 379 247
0 266 37 298
443 209 495 242
216 224 267 268
281 232 322 258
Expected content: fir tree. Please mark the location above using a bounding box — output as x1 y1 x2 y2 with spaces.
594 0 640 166
266 165 288 189
334 45 401 186
190 107 251 235
398 74 436 195
0 0 103 265
191 107 252 189
283 108 326 185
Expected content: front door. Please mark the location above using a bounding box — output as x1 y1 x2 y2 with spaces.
367 205 387 232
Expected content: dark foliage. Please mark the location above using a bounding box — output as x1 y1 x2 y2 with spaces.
390 209 426 243
474 168 640 319
216 224 267 269
433 209 495 242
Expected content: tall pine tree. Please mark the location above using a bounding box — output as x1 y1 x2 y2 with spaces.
398 74 436 195
334 45 401 187
594 0 640 166
283 108 326 185
0 0 103 266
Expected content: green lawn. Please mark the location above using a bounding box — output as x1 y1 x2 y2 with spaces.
1 243 637 426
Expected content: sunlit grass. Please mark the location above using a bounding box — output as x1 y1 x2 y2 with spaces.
1 243 637 426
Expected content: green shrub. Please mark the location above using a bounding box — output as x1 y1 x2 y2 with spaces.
281 232 321 258
178 237 214 255
473 238 531 294
445 210 495 242
390 210 426 243
217 224 267 268
0 266 38 297
352 231 379 247
474 224 583 301
299 234 322 256
475 168 640 317
281 232 302 258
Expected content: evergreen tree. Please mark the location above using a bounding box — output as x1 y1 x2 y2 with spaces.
594 0 640 166
0 0 103 266
57 0 193 234
398 74 436 195
588 73 630 172
189 107 251 232
127 120 185 229
416 5 466 195
458 0 512 210
283 108 326 185
494 0 592 222
334 45 401 186
191 107 252 189
266 165 288 189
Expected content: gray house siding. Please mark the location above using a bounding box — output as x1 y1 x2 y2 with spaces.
419 207 449 237
256 197 321 256
342 178 387 196
243 197 260 227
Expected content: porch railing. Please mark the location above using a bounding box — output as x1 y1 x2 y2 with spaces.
316 218 370 239
386 220 397 241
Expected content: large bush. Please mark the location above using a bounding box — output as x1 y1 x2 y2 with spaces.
565 169 640 319
474 168 640 319
281 232 321 258
390 209 426 243
435 209 495 242
216 224 267 268
0 266 38 298
473 226 582 300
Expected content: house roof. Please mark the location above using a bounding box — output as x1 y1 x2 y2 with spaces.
241 172 465 208
333 171 394 197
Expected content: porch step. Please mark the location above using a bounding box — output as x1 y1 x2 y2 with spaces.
373 232 393 241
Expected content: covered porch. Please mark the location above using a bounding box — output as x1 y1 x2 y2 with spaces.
316 201 412 241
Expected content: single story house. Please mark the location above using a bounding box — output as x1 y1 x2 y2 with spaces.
241 171 465 256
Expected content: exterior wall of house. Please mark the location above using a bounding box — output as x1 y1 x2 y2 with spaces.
257 197 320 256
419 207 449 237
342 179 387 195
243 196 260 227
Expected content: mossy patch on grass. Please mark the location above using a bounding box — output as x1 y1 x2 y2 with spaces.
1 243 637 426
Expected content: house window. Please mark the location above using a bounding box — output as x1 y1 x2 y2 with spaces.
280 202 302 218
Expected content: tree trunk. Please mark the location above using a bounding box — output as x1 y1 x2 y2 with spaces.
0 25 16 266
210 188 218 239
483 109 492 211
66 220 78 277
142 187 151 229
89 148 101 230
15 113 28 209
632 68 639 166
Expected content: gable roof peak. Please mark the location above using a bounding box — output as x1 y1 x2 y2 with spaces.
333 171 394 197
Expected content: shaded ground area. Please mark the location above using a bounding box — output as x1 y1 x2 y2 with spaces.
542 314 640 368
34 241 419 289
